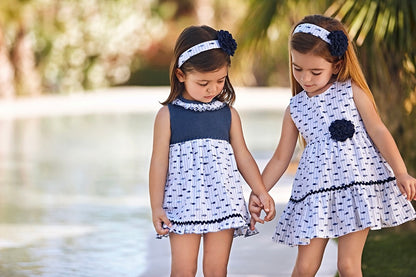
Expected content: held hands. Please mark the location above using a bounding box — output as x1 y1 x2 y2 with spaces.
396 173 416 201
152 207 172 235
248 192 276 230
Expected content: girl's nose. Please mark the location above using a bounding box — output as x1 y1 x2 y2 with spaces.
207 84 216 94
301 72 311 82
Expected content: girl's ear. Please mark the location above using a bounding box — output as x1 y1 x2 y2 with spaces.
175 69 186 82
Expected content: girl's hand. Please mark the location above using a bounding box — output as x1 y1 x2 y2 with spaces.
248 192 276 230
249 192 264 230
396 173 416 201
152 207 172 235
258 192 276 222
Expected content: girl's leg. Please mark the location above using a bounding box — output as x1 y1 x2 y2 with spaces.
169 233 202 277
202 228 234 277
292 238 329 277
337 228 369 277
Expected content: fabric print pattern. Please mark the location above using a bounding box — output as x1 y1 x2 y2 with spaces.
273 80 416 246
157 96 257 238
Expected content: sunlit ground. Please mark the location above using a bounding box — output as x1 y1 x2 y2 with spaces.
0 87 337 276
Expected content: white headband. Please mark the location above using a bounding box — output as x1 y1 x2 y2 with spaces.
178 40 221 68
293 23 331 44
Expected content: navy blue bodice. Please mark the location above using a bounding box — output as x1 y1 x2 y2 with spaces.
168 97 231 144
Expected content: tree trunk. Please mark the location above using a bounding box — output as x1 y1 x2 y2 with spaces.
12 22 42 97
0 25 16 99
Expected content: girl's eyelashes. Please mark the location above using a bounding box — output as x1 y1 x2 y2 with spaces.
293 67 321 76
197 79 225 86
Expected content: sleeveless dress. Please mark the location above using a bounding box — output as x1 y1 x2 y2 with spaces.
157 96 257 238
273 79 416 246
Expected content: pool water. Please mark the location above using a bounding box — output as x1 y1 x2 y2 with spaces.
0 110 284 276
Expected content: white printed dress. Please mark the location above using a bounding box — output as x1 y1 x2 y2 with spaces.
273 79 416 246
157 96 257 238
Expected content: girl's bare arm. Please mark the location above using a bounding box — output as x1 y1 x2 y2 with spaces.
229 107 276 221
249 106 298 227
352 83 416 200
262 106 299 191
149 106 172 234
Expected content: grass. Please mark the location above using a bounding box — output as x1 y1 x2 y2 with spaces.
335 221 416 277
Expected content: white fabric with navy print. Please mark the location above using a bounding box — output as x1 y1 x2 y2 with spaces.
157 96 257 238
273 79 416 246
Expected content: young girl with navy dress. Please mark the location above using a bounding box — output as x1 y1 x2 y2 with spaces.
149 25 275 276
250 15 416 277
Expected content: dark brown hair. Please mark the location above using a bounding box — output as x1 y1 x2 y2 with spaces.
161 25 236 105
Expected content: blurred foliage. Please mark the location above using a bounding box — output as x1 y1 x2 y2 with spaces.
0 0 168 95
0 0 329 95
0 0 250 96
234 0 330 86
34 0 166 92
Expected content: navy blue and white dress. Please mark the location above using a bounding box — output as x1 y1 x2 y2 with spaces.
273 79 416 246
158 96 256 238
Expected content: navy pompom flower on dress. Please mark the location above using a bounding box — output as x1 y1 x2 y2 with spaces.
329 119 355 142
327 30 348 57
217 30 237 56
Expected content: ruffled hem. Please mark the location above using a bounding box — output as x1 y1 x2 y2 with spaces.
273 218 414 247
155 218 258 239
290 176 396 203
273 179 416 246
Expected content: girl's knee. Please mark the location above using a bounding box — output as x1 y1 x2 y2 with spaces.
337 259 362 277
171 269 197 277
292 261 320 277
202 267 227 277
171 264 197 277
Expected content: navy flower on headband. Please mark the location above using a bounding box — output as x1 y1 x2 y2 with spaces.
217 30 237 56
327 30 348 57
329 119 355 142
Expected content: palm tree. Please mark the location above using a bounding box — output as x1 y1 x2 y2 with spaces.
237 0 416 174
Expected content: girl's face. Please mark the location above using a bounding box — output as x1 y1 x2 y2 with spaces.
176 65 228 103
291 50 339 97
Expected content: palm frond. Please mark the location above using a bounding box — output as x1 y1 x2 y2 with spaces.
326 0 416 53
237 0 281 50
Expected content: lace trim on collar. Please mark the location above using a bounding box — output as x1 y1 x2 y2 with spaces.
172 98 226 112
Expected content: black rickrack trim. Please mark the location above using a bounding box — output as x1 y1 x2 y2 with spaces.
290 176 396 203
170 213 244 226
